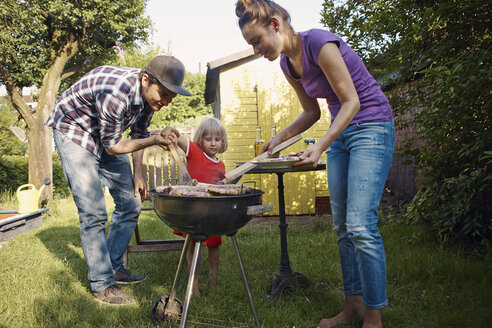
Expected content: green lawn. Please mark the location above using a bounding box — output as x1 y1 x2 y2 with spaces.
0 196 490 328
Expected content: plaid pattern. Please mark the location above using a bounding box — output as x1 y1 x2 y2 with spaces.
45 66 154 158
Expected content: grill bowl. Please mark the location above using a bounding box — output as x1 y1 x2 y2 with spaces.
149 189 264 237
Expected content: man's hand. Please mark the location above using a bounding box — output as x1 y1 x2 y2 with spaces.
158 126 180 150
134 175 147 202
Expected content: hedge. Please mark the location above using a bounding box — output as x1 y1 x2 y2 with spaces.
0 155 70 197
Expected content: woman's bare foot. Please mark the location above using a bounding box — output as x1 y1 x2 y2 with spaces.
362 309 382 328
318 295 364 327
318 312 362 328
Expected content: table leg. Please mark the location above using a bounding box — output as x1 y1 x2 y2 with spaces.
267 172 313 300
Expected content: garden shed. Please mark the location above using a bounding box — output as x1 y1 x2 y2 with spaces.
205 49 331 215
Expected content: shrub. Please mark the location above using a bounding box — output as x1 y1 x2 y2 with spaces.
0 155 70 198
401 51 492 249
0 155 28 193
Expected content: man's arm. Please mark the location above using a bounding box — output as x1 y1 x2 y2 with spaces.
132 148 146 201
106 127 180 155
106 135 159 155
114 126 180 199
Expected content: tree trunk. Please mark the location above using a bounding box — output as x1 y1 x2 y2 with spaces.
3 35 80 203
27 123 53 202
32 41 77 202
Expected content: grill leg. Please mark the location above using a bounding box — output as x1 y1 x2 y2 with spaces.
180 240 202 328
230 235 260 328
168 235 191 312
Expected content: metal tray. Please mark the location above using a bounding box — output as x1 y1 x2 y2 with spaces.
250 157 301 169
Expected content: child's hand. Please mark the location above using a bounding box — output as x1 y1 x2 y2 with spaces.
159 126 180 147
160 126 180 141
155 126 180 150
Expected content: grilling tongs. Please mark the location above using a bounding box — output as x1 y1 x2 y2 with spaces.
165 143 194 186
221 134 302 184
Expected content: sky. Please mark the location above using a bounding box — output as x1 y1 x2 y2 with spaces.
145 0 326 73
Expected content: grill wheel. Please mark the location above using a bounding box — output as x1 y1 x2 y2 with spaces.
151 294 183 324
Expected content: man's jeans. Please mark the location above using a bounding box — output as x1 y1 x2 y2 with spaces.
53 129 141 292
326 120 395 309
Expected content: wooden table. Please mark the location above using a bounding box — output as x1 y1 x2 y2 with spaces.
246 163 326 300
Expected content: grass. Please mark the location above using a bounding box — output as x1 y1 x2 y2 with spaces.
0 195 491 328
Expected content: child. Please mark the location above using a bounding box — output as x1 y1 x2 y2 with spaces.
172 117 228 296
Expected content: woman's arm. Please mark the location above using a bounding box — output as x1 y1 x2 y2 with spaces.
315 42 360 151
264 74 321 155
295 42 360 167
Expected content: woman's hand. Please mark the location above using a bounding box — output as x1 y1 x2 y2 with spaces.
293 143 324 168
263 136 283 157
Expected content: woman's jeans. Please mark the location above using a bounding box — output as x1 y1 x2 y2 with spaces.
53 129 141 293
326 121 395 309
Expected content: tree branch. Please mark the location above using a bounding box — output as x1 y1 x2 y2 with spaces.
0 64 35 128
38 8 48 19
61 71 76 80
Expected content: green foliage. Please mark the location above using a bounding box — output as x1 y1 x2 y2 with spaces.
0 156 28 193
150 72 212 127
51 154 71 197
321 0 492 82
0 0 151 90
111 45 162 70
0 155 69 197
0 98 27 156
402 50 492 247
321 0 405 63
320 0 492 249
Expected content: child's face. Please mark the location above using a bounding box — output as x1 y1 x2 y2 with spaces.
202 133 223 158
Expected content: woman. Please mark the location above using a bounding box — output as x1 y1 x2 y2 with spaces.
235 1 395 327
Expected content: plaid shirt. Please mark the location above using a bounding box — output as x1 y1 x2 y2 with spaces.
45 66 154 158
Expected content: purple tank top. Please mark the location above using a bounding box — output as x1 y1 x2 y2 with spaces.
280 29 393 123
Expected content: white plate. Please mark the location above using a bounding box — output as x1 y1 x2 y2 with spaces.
250 157 301 169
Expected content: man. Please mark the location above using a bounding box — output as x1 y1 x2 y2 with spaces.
45 55 191 305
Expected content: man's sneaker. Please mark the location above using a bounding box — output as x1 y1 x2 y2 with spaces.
113 267 146 284
94 285 136 306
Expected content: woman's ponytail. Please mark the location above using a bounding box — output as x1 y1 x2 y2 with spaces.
235 0 291 29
